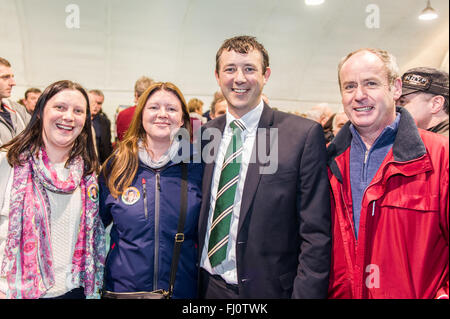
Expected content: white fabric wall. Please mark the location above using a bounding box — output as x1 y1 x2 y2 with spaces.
1 0 448 134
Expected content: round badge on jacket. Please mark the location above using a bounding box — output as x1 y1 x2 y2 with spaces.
121 186 140 205
88 184 99 202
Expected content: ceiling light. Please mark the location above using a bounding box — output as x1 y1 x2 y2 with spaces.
419 0 438 20
305 0 325 6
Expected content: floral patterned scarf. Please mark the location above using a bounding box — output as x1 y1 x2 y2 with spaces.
1 148 105 299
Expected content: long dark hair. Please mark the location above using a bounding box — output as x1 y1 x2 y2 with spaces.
2 80 99 175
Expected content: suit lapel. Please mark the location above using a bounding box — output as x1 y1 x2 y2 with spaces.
237 104 274 233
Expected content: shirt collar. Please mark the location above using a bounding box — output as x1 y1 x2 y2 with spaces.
350 112 401 151
225 99 264 134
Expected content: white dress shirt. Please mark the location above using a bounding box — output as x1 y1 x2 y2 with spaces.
200 100 264 284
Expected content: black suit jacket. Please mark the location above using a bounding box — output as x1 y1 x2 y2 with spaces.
92 111 113 164
198 104 331 298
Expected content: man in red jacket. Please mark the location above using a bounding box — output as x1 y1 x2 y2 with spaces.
115 76 154 141
327 48 449 299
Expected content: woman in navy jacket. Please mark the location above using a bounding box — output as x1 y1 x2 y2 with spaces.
99 82 202 298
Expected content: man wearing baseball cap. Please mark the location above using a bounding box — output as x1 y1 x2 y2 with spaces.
398 67 449 137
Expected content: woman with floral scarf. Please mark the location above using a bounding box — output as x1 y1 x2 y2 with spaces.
0 80 105 299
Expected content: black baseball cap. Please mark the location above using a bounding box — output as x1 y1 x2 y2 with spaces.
401 67 449 97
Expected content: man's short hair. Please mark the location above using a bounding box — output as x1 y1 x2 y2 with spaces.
24 88 41 99
215 35 269 74
88 89 104 97
338 48 400 90
0 57 11 67
134 76 154 99
401 67 449 114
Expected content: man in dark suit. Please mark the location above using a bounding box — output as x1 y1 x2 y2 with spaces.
89 89 113 164
198 35 331 299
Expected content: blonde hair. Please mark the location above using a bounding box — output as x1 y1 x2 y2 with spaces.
187 98 204 113
101 82 191 198
134 76 154 99
0 57 11 67
210 91 225 115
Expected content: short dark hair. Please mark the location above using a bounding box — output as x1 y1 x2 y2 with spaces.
443 98 449 115
24 87 42 99
215 35 269 74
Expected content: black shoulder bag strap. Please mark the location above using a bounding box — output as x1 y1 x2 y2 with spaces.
167 162 188 298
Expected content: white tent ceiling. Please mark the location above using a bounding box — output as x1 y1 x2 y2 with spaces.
1 0 449 121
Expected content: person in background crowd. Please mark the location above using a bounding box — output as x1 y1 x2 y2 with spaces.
188 98 207 140
209 92 227 120
99 82 202 299
332 111 348 138
323 113 336 143
0 80 105 299
0 57 30 146
188 98 207 124
198 35 331 299
328 48 449 299
89 89 113 164
23 88 42 115
203 91 225 122
309 103 334 142
202 110 212 122
116 76 154 141
304 108 322 123
310 103 334 127
397 67 449 137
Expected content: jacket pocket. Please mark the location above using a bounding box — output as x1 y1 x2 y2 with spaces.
260 169 297 185
379 193 439 212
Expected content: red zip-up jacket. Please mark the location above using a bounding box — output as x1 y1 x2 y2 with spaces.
327 108 449 299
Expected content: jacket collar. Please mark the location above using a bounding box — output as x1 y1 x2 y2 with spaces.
428 118 449 135
1 99 17 114
328 107 426 180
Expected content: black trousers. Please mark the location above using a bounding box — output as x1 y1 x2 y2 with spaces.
199 268 240 299
45 288 85 299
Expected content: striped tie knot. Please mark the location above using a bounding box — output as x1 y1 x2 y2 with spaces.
230 119 246 133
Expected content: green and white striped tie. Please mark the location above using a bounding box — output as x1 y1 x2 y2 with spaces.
208 119 245 268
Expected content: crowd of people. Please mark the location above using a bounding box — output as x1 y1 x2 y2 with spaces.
0 35 448 299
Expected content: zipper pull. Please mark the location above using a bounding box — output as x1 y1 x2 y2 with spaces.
142 178 148 219
372 201 375 217
156 172 161 191
364 149 369 164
